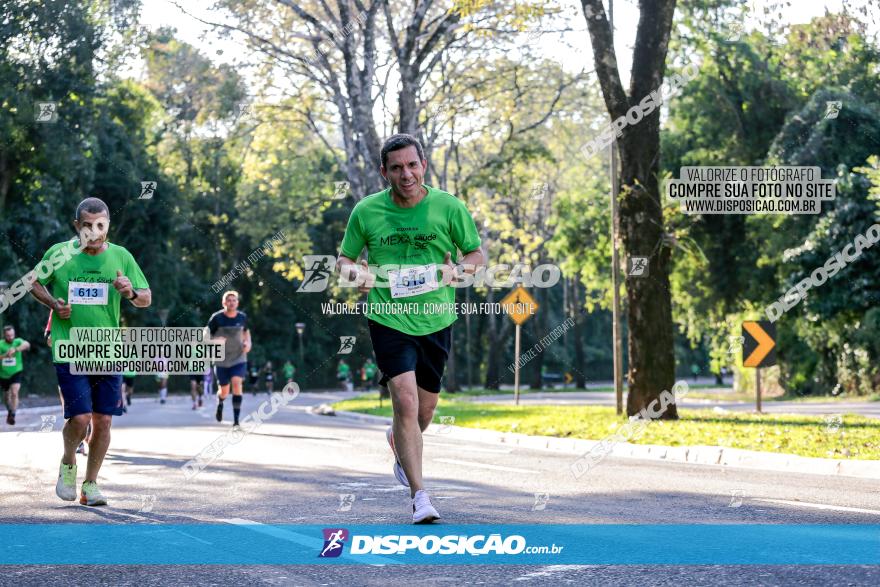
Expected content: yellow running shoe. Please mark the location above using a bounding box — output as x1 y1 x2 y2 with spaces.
55 462 77 501
80 481 108 506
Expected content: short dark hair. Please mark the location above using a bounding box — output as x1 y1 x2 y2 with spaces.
380 134 425 168
75 197 110 221
3 325 13 332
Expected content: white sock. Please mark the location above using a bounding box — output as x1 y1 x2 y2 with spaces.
159 387 167 400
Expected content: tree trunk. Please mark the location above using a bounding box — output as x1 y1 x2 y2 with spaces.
580 0 678 418
571 279 587 388
619 135 677 419
530 287 548 389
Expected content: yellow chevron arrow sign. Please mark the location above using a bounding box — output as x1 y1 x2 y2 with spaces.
742 321 777 368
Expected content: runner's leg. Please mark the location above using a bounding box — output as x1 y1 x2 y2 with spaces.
217 384 229 417
84 413 111 482
417 387 438 432
388 371 423 496
7 382 19 423
231 376 243 426
62 414 90 466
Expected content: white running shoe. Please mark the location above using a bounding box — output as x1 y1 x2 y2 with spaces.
55 462 77 501
412 490 440 524
386 426 410 487
79 481 108 506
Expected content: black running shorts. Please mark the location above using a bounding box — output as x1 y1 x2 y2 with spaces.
368 319 451 393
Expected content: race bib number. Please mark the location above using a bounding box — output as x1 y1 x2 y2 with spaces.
1 357 15 367
68 282 109 305
388 264 439 299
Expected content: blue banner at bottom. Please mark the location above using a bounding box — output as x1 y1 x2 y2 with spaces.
0 524 877 565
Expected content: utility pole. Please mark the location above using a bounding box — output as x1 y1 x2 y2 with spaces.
609 0 624 416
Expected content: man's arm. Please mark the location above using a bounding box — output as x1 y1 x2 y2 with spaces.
242 329 252 354
6 340 29 358
30 281 71 319
336 255 375 294
112 270 151 308
130 288 151 308
440 246 486 285
457 247 486 274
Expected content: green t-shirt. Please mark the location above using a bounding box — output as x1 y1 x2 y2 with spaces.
0 338 25 377
38 240 149 362
339 185 481 336
364 362 377 378
337 363 350 377
283 363 295 379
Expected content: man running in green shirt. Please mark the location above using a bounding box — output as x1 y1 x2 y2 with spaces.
30 197 151 506
337 133 484 523
1 325 30 426
336 359 351 391
282 360 295 385
363 358 377 391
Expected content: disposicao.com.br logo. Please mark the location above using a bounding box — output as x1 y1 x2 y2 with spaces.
319 529 563 557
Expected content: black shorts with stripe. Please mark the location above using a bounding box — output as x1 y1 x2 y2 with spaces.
367 319 451 393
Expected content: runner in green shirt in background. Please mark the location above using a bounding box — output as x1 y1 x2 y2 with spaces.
363 358 377 391
282 360 295 384
0 325 30 426
336 359 351 391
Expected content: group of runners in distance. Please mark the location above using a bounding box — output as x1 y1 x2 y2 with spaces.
3 132 483 524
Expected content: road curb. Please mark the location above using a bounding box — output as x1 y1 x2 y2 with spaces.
333 410 880 480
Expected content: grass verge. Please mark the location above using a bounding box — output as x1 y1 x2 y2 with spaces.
334 394 880 460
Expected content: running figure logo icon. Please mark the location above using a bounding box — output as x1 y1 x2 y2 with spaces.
139 181 157 200
319 528 349 558
39 415 56 433
529 182 548 200
728 489 745 508
138 494 156 513
337 493 355 512
235 102 253 121
297 255 335 292
532 492 550 511
824 101 842 120
337 336 356 354
35 101 58 122
628 256 648 277
332 181 350 200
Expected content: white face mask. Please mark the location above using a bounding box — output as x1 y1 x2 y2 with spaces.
79 216 109 246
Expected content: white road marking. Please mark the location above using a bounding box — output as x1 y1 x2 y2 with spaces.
424 442 513 454
433 458 539 474
302 438 352 448
514 565 590 581
753 498 880 516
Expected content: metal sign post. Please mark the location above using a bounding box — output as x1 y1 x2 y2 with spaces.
742 321 776 414
500 286 539 406
514 324 522 405
756 368 762 414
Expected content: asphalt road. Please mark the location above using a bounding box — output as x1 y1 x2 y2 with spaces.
2 391 878 586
